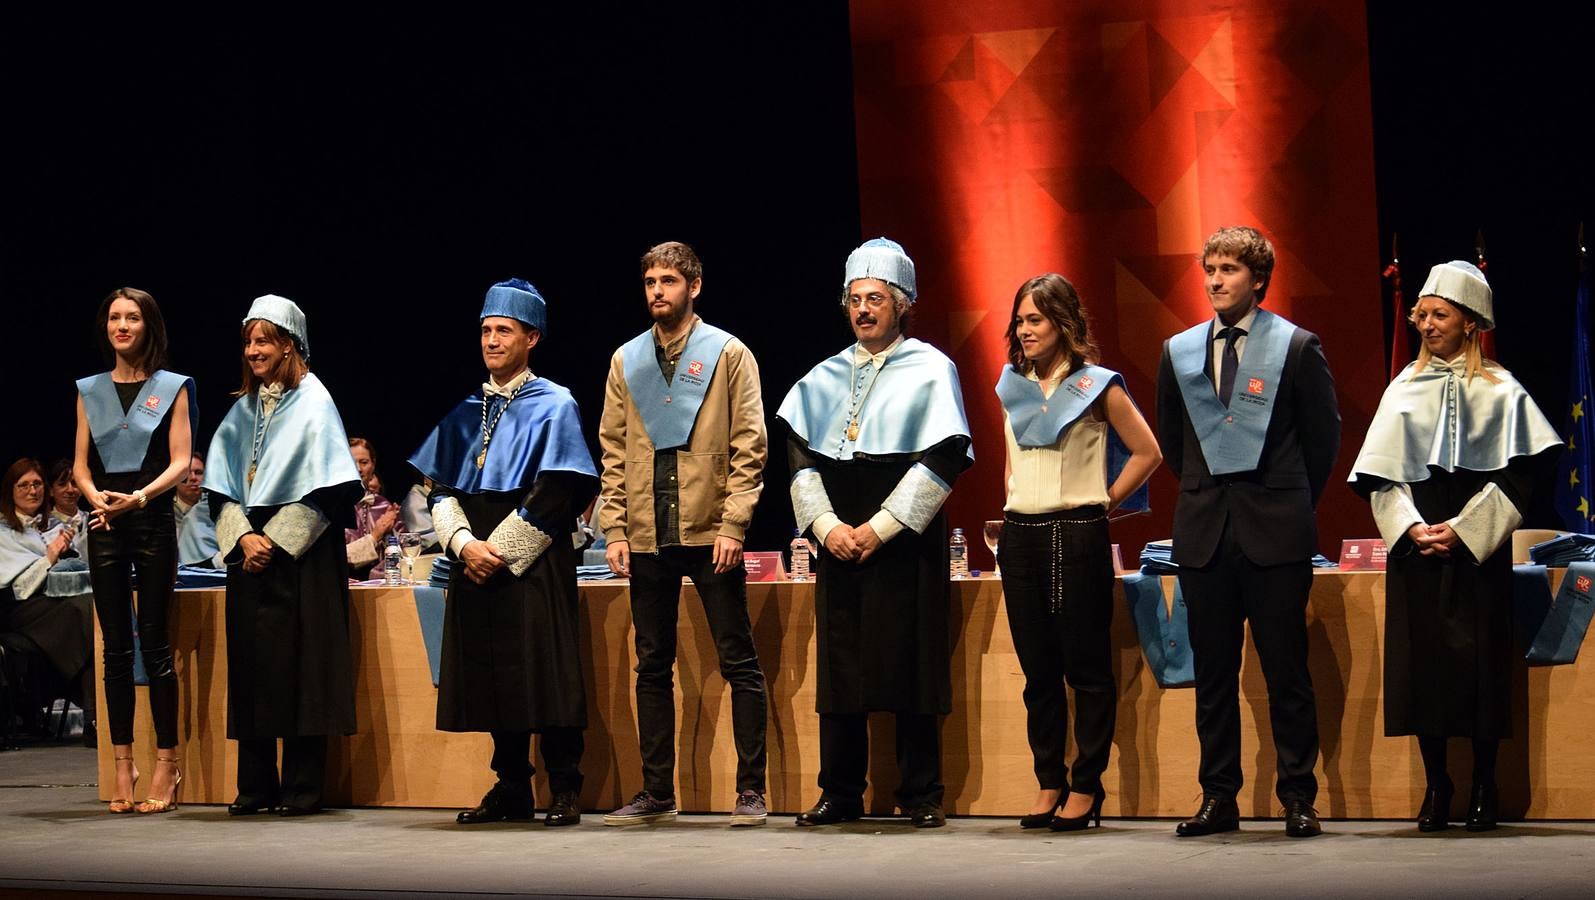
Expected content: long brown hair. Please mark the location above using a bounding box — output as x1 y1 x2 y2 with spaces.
96 287 169 374
234 319 309 397
1004 273 1099 374
1 458 45 532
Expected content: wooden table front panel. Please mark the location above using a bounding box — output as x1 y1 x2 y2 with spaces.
96 571 1592 818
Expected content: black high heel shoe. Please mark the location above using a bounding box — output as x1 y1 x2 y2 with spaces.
1019 798 1061 829
1416 785 1453 832
1049 788 1106 832
1465 783 1498 832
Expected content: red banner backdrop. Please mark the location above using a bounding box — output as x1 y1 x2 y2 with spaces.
849 0 1386 566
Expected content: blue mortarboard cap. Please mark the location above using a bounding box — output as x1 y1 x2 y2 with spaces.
844 237 917 302
480 278 547 334
243 294 310 359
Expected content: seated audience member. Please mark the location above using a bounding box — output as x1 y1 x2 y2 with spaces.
0 458 97 742
45 458 90 558
175 453 222 568
345 437 403 578
400 477 439 553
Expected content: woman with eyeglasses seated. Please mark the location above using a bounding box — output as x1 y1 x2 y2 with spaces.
0 458 97 748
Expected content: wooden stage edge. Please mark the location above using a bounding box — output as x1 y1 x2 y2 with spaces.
97 571 1594 819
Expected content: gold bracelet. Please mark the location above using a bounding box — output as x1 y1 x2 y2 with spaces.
134 489 148 508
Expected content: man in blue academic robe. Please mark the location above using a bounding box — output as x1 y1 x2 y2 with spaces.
409 279 598 828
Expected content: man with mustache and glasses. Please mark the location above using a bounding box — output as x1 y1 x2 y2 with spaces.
777 238 973 829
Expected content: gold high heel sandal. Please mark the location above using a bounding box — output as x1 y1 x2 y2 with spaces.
135 756 182 814
108 755 139 814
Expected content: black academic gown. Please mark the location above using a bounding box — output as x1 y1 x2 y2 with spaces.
221 484 360 740
433 471 596 733
787 433 969 716
1372 459 1546 738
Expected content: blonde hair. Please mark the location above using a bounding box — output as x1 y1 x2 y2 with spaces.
1407 299 1500 384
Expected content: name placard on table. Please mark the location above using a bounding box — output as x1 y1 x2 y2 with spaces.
1338 539 1387 571
744 551 786 582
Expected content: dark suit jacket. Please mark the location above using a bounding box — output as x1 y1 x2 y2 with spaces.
1155 318 1340 568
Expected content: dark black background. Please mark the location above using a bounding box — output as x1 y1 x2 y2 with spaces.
3 3 1591 547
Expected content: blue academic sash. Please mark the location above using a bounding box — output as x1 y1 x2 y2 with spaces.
995 364 1118 448
1167 308 1294 476
76 370 195 474
621 322 733 450
995 363 1148 514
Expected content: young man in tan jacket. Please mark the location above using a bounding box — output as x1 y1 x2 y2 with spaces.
598 241 770 826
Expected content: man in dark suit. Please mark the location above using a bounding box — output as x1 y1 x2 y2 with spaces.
1155 225 1340 838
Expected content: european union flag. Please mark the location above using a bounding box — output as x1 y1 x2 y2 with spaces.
1554 265 1594 533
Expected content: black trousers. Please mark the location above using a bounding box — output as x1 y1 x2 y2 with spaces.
88 503 178 748
629 545 767 796
818 711 943 808
998 507 1116 794
1178 521 1319 804
488 728 585 797
236 735 328 810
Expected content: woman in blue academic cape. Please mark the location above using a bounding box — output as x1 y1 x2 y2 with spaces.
205 295 363 817
72 287 195 813
995 274 1161 831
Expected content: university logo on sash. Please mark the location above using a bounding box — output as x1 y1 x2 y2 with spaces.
622 323 734 449
1168 308 1295 475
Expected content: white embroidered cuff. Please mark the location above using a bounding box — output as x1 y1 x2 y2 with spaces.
1369 483 1425 551
263 502 330 561
216 502 251 564
1448 482 1522 563
881 462 951 535
790 468 833 534
431 497 475 559
346 534 379 568
487 513 554 577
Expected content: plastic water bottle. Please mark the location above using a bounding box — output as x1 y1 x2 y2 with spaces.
789 528 811 582
383 534 403 585
949 528 969 579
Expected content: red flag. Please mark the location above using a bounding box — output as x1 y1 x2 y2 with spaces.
1476 229 1497 360
1385 234 1409 381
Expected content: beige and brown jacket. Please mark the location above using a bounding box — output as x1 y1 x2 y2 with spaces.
597 317 766 552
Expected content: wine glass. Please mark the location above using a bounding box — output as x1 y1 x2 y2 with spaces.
983 519 1003 576
399 531 424 584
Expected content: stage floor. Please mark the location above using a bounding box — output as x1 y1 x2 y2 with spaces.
4 746 1594 899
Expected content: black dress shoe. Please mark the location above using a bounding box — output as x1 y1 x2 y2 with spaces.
457 784 535 825
1465 783 1498 832
794 797 864 826
1175 796 1240 837
1417 786 1453 832
227 797 279 816
1049 788 1106 832
544 790 582 827
1284 799 1322 838
1019 802 1060 829
278 805 324 817
908 803 946 828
